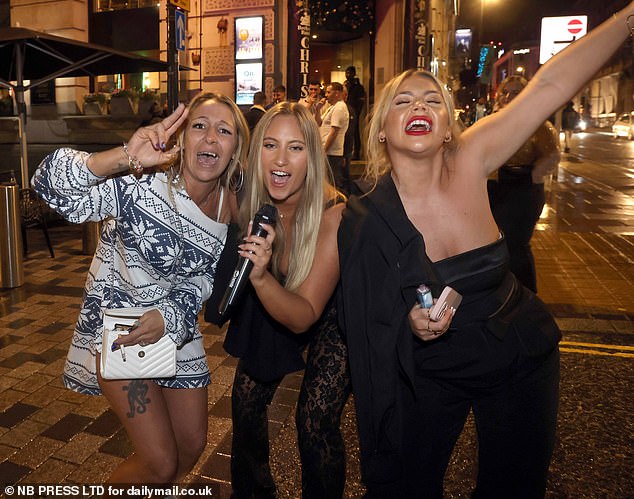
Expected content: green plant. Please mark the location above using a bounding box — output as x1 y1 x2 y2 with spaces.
111 88 138 100
139 89 159 101
83 92 107 104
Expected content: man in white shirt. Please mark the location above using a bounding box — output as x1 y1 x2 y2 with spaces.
317 82 349 193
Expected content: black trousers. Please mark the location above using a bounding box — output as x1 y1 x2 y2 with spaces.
230 308 350 499
489 171 545 293
365 347 560 499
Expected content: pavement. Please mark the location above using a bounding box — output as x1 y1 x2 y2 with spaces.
0 152 633 498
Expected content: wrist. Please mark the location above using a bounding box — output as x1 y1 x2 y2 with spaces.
122 142 144 177
250 269 272 291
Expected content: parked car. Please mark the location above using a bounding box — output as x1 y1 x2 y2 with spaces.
612 112 634 140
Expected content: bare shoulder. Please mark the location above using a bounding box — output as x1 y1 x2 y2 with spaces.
319 202 345 238
324 201 346 221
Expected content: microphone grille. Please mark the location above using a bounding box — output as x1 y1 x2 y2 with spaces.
254 203 278 227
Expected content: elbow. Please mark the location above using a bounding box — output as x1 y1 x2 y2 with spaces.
289 319 313 334
288 309 320 334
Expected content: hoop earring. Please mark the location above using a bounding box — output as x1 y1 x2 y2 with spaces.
378 135 386 143
444 134 452 143
229 160 244 192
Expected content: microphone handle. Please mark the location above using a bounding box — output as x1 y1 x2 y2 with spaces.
218 222 269 316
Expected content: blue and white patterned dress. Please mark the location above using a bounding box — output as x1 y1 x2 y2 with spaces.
33 148 227 395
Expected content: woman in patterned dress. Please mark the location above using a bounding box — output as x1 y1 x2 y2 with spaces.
32 92 248 485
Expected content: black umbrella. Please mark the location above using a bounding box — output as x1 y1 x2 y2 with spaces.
0 27 176 188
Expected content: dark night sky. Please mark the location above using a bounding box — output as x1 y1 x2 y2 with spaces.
457 0 631 47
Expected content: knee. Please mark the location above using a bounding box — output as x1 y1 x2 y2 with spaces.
180 432 207 470
194 433 207 459
144 449 179 483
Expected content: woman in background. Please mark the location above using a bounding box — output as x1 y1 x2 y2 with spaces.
488 74 560 292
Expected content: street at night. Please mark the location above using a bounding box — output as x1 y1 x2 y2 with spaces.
1 129 632 497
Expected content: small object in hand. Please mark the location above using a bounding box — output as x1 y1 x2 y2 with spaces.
123 142 144 177
416 284 433 309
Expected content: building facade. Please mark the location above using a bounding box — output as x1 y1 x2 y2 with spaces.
5 0 458 118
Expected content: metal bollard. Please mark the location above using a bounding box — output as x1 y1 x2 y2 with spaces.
82 221 102 255
0 181 24 288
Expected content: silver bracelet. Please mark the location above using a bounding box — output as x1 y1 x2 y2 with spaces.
122 142 144 177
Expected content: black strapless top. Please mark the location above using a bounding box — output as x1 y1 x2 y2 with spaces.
414 235 560 379
432 235 508 299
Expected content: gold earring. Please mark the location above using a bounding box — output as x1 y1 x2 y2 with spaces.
379 135 386 143
444 134 452 143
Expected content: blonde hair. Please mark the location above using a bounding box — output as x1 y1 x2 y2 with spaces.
168 92 249 192
364 69 462 186
240 101 341 290
494 74 528 111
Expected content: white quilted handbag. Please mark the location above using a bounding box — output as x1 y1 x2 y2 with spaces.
100 307 177 380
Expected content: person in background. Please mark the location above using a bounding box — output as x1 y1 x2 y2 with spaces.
344 66 366 160
207 102 349 498
342 85 357 194
474 96 489 122
561 101 580 153
32 93 248 488
301 80 322 115
243 91 267 132
266 84 287 110
337 4 634 496
315 82 350 194
488 74 560 293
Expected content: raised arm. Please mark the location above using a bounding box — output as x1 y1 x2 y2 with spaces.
462 3 634 176
245 203 344 333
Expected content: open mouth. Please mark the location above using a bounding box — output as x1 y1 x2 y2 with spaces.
271 170 290 186
405 117 432 135
197 151 219 160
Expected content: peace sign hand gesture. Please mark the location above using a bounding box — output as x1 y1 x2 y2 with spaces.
124 103 189 169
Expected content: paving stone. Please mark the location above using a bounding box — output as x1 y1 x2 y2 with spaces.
41 413 92 442
10 435 65 468
0 460 32 485
0 402 39 428
54 432 107 464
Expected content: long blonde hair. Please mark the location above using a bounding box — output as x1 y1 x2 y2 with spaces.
364 69 462 187
240 101 340 290
168 92 249 192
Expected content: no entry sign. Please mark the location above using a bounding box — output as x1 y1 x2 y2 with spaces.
539 15 588 64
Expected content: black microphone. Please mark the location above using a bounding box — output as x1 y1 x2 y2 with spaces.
218 204 278 316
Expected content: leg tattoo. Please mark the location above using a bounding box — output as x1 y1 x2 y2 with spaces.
123 380 150 418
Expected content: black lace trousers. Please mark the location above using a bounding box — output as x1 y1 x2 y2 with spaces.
230 306 351 498
297 306 351 498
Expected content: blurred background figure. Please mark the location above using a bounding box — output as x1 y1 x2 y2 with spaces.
301 80 322 115
243 91 267 132
316 82 349 194
266 84 287 110
561 101 580 153
488 75 560 292
474 96 489 122
344 66 365 160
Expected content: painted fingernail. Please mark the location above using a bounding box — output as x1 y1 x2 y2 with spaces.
155 142 161 150
161 142 166 151
111 342 119 352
